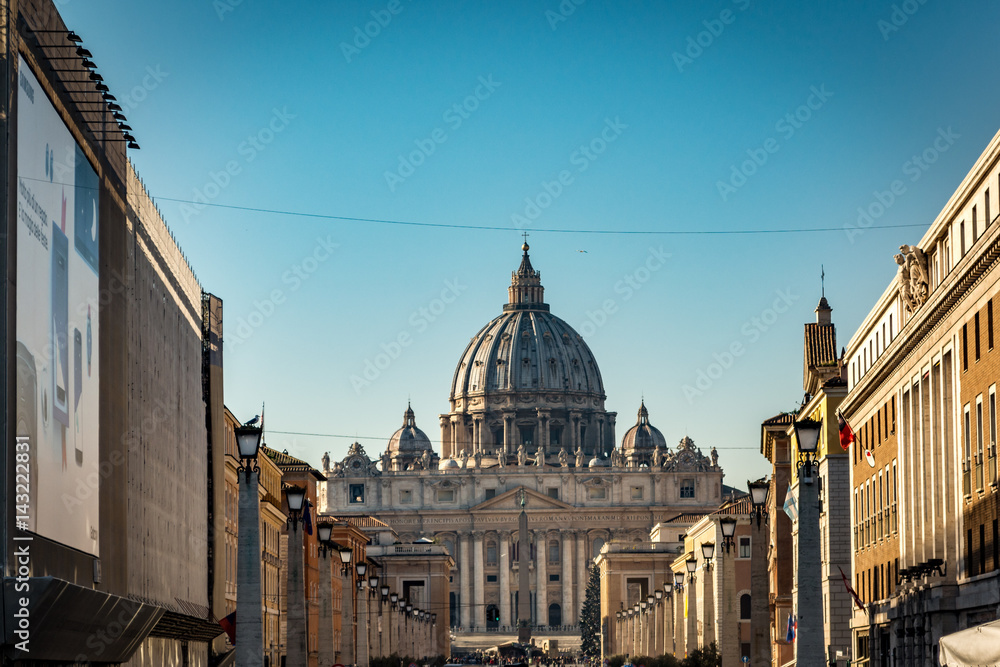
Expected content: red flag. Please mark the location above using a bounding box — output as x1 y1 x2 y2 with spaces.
839 566 865 613
838 411 856 451
219 610 236 643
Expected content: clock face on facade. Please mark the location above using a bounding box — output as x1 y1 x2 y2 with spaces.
351 459 363 471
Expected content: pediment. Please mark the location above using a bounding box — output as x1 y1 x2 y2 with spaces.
470 485 573 512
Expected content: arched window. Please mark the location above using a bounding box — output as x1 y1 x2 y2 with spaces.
548 539 560 563
548 603 562 627
592 537 605 557
740 594 751 620
486 540 498 565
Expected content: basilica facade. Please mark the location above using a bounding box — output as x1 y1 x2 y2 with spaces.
320 243 727 639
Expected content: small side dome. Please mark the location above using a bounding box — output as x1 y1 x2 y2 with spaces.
588 455 610 468
439 458 460 470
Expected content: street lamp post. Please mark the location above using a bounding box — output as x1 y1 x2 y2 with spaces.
380 585 389 658
367 574 379 660
748 478 772 667
356 561 370 667
235 418 264 667
317 523 336 667
339 548 355 665
717 518 739 667
646 594 656 657
285 484 308 667
793 417 824 666
672 573 684 658
654 590 663 656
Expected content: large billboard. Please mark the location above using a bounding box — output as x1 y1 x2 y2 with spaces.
15 55 100 556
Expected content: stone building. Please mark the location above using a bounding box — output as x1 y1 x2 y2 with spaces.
841 127 1000 665
321 244 727 648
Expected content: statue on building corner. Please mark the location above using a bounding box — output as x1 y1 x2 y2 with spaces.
652 445 662 469
575 446 585 468
497 450 506 469
517 444 527 467
473 449 482 469
710 446 718 468
380 450 391 472
459 448 469 469
421 448 431 471
321 451 330 472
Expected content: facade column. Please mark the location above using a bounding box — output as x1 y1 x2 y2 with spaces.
500 531 512 628
236 471 264 667
440 416 450 460
561 531 574 627
473 416 482 454
652 603 660 657
460 533 472 629
451 416 460 458
577 531 587 608
503 412 514 457
473 531 486 629
318 552 335 667
536 531 548 627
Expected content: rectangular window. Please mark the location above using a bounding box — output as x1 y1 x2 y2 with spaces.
680 479 695 498
964 405 972 496
739 536 751 559
981 524 987 575
549 425 562 447
963 324 969 371
400 489 413 504
486 575 498 583
976 313 982 361
547 487 559 499
519 425 534 447
587 486 606 500
988 188 992 229
977 397 985 490
549 573 560 582
973 205 979 240
994 519 999 572
961 221 967 256
630 486 644 500
484 488 496 500
990 300 995 350
349 484 365 504
990 388 997 483
437 488 455 503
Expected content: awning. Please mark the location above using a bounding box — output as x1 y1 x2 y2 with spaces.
3 577 162 661
939 619 1000 666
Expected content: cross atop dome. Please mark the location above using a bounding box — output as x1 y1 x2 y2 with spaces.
508 239 546 310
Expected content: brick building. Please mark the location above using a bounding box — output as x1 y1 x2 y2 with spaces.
841 127 1000 664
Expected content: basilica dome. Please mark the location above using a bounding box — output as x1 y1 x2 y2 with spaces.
449 243 605 402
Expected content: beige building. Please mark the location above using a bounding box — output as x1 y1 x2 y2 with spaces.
321 244 727 650
842 127 1000 664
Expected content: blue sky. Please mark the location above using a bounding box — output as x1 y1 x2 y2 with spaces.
60 0 1000 485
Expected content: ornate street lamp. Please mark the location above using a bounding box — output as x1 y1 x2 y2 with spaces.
701 542 715 571
685 557 697 582
390 592 399 610
794 417 822 483
234 415 265 665
285 485 306 529
720 516 737 553
674 571 685 589
748 478 770 527
654 589 663 603
339 547 353 575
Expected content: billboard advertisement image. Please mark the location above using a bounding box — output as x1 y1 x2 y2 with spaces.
15 55 100 556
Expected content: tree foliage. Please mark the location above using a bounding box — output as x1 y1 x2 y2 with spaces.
580 564 602 658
